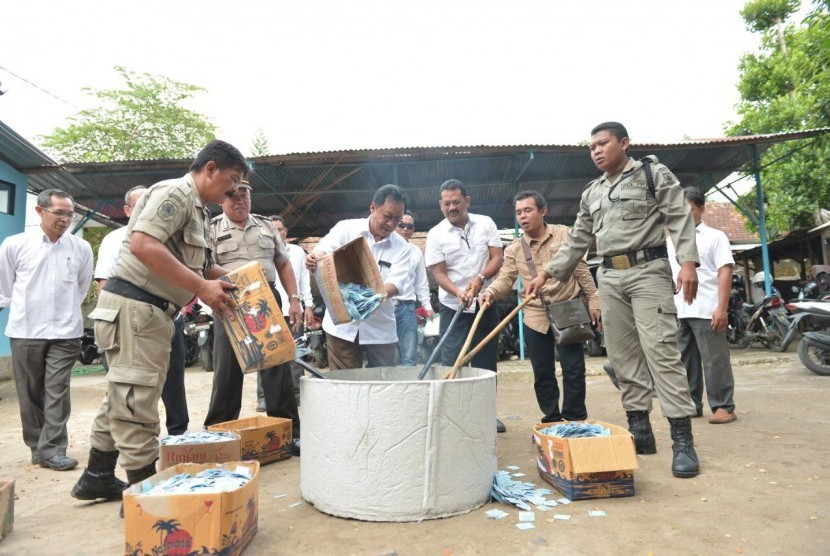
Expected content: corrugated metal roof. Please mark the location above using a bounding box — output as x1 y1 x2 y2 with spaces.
0 120 59 171
19 127 830 238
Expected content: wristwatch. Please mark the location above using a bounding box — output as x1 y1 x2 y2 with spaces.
289 294 302 302
477 273 486 282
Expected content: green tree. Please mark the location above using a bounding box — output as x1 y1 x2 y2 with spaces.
250 127 270 157
728 0 830 233
40 66 216 162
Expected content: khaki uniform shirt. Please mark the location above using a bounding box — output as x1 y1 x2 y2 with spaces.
544 155 699 282
210 213 287 285
111 173 213 307
487 224 600 334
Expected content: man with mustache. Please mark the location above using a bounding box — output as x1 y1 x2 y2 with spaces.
306 184 411 369
425 179 505 432
0 189 93 471
526 122 701 478
482 191 600 423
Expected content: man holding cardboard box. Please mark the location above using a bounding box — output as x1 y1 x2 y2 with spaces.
306 184 411 369
203 181 303 455
71 140 248 506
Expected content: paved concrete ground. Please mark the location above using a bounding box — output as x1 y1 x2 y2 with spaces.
0 346 827 555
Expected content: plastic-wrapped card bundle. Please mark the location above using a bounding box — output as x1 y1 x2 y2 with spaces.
161 431 240 446
141 467 253 495
339 282 384 321
537 422 611 438
159 430 242 470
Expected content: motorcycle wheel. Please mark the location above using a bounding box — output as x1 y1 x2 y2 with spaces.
584 337 605 357
767 319 790 353
200 343 214 372
798 337 830 376
78 345 99 365
184 338 199 367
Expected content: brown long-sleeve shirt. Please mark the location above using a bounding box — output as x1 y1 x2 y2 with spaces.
486 224 599 334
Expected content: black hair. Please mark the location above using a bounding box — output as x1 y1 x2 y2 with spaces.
513 190 547 210
37 189 73 208
684 186 706 208
439 179 467 198
270 215 286 224
591 121 629 142
403 209 415 223
372 184 408 209
189 140 249 176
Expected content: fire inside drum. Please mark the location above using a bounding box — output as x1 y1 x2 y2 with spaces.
300 366 497 522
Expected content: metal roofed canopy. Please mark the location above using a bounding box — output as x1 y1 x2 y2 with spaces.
22 128 830 238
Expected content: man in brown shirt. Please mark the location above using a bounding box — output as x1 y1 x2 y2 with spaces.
482 191 600 422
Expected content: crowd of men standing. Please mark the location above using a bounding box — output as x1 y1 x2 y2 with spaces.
0 120 743 513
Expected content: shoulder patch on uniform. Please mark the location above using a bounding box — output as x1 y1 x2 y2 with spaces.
157 200 179 221
658 167 679 186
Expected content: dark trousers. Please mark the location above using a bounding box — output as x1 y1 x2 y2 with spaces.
439 303 499 372
678 317 736 414
161 315 189 435
524 324 587 422
10 337 80 460
203 295 300 438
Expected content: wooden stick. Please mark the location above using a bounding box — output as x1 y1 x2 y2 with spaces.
444 302 490 380
447 296 534 378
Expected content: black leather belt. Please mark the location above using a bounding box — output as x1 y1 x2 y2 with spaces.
603 246 668 270
104 277 180 316
394 299 416 306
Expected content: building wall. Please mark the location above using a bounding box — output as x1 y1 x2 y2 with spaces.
0 161 28 379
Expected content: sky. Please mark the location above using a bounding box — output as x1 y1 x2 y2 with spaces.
0 0 766 158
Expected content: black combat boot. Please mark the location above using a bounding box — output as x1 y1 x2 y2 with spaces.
668 417 700 478
71 448 128 501
626 410 657 454
120 460 158 518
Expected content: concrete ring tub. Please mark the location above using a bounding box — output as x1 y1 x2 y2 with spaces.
299 366 497 522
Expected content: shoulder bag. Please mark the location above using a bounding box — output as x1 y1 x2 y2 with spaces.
520 238 596 345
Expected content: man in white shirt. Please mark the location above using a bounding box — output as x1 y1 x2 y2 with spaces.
425 179 505 432
393 210 434 366
668 187 737 424
0 189 93 471
268 215 314 406
94 185 190 435
306 184 411 369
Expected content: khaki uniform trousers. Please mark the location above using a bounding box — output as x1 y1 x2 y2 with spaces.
88 291 175 470
598 258 696 418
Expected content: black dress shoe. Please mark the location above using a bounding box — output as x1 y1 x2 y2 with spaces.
40 454 78 471
496 419 506 433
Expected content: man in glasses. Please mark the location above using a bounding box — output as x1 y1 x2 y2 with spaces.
72 140 246 509
0 189 93 471
203 181 303 453
425 179 505 432
306 184 411 369
526 122 701 479
94 185 190 437
392 211 434 366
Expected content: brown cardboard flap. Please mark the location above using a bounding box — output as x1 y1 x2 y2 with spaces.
568 434 639 473
315 237 385 324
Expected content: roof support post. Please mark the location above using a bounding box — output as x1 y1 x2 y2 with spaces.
752 144 773 296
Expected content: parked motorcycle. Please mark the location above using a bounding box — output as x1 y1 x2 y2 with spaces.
727 292 791 352
302 306 327 369
79 327 103 365
183 302 214 371
780 298 830 352
798 331 830 376
796 265 830 301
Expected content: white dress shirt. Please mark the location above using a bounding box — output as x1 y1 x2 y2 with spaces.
275 242 313 316
393 242 433 312
425 213 502 311
0 227 93 339
316 217 411 344
668 222 734 319
94 225 127 280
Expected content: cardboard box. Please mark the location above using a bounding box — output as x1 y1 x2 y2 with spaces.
0 479 13 542
314 236 385 324
532 420 638 501
208 416 293 464
159 432 242 470
124 462 259 556
220 261 296 373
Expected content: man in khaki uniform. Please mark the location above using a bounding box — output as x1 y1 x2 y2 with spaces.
527 122 701 478
203 182 303 454
482 191 600 422
71 140 248 506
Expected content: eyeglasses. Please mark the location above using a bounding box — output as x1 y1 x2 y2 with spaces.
42 208 75 218
397 222 414 230
377 212 403 225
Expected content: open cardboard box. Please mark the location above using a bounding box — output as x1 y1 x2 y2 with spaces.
314 236 385 324
159 432 242 471
208 416 293 464
220 261 296 373
123 461 259 556
532 420 638 500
